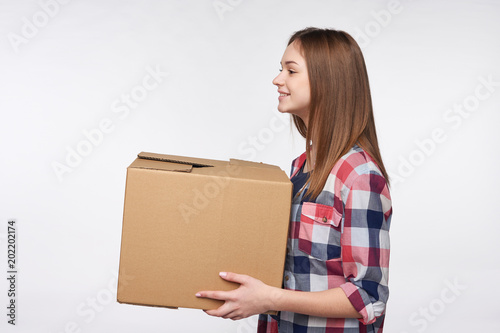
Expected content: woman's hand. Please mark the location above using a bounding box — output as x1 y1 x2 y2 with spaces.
196 272 277 320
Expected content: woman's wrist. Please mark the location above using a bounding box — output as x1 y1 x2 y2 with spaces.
265 285 284 312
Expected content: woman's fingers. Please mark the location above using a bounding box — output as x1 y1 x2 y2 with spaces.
196 271 267 320
204 302 240 319
195 290 230 301
218 271 249 284
196 271 247 300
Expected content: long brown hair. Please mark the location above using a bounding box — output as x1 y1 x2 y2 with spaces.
289 27 389 199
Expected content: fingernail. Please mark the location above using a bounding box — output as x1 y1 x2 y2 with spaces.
195 293 201 297
219 272 227 277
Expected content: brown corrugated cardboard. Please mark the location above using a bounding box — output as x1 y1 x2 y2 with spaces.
117 152 292 311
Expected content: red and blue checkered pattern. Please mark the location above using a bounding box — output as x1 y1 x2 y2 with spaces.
258 145 392 332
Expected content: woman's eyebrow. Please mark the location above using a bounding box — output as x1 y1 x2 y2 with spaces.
280 60 299 65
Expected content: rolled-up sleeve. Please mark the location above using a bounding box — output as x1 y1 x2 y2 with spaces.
339 172 392 325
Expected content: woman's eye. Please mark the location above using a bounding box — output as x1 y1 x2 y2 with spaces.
279 68 296 74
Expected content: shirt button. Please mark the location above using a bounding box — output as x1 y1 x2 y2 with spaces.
285 275 289 281
322 217 327 223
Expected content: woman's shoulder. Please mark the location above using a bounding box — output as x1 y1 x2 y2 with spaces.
331 145 385 187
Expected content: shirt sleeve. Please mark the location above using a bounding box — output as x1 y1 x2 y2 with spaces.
338 172 392 325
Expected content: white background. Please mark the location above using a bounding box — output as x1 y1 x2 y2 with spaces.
1 0 499 332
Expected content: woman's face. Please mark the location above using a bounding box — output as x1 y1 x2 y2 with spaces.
272 41 311 123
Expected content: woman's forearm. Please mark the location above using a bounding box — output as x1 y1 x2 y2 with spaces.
196 272 364 320
268 286 362 319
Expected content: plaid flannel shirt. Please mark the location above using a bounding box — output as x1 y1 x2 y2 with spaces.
258 145 392 333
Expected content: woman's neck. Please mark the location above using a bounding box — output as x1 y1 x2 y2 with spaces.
304 147 316 173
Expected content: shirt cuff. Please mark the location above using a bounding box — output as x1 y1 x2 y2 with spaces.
339 282 382 325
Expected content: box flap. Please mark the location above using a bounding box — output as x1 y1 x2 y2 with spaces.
130 158 193 172
229 158 280 170
138 152 215 168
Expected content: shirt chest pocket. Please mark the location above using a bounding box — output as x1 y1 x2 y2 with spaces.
298 202 343 261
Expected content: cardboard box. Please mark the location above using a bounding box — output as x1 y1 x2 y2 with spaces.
117 152 292 310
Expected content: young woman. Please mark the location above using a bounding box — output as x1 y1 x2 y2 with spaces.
196 27 392 332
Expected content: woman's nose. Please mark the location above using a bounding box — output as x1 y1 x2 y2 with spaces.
272 72 284 86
